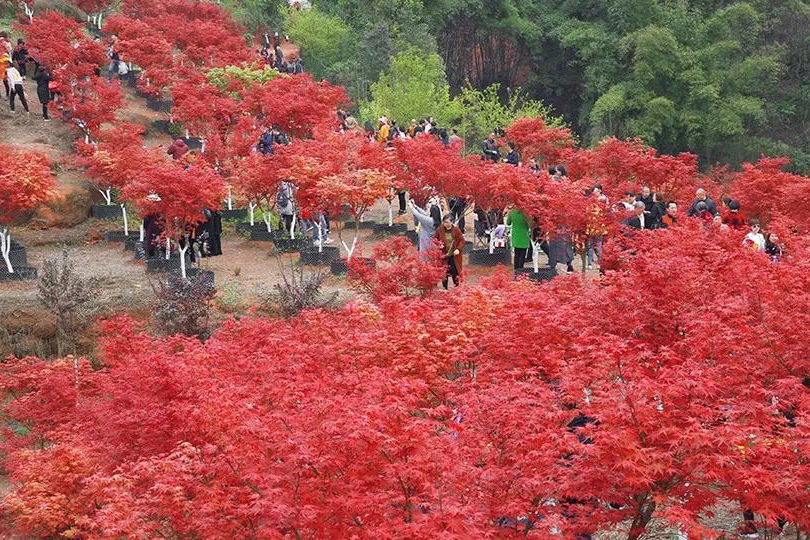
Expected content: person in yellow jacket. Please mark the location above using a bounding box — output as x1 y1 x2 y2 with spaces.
0 54 9 98
377 117 390 143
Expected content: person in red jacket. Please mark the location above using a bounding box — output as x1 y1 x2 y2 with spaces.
167 139 189 160
722 200 745 230
434 214 464 290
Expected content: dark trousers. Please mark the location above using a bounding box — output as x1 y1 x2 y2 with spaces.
442 256 459 289
281 214 293 234
41 102 49 119
451 207 465 232
10 84 28 112
18 62 26 78
514 247 528 269
398 191 406 212
2 79 8 97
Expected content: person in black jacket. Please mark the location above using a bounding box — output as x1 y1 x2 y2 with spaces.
505 141 520 166
11 39 27 78
687 188 718 217
482 133 500 161
624 201 651 230
636 186 654 212
32 63 51 120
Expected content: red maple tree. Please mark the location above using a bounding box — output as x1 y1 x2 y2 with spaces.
123 159 225 277
504 116 576 166
0 146 55 273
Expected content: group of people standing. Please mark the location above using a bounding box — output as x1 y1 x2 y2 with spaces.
259 32 303 74
1 32 53 120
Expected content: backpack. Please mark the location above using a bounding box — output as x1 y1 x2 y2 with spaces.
276 187 290 208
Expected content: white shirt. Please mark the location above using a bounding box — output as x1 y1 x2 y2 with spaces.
6 66 23 87
638 212 646 229
744 232 766 252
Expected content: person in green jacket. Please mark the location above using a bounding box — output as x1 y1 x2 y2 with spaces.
506 207 530 269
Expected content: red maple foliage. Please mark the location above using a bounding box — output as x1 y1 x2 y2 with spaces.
348 236 446 302
316 168 392 258
728 157 810 233
504 116 576 166
241 74 351 138
1 224 810 537
123 159 225 276
394 135 474 205
0 146 55 272
567 138 704 203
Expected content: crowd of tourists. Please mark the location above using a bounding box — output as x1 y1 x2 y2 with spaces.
1 32 54 120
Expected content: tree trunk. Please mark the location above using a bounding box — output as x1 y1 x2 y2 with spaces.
99 187 112 205
249 203 256 226
489 229 495 254
121 205 129 236
0 229 14 273
179 239 188 279
226 186 233 210
342 235 358 260
388 202 393 227
627 496 656 540
531 241 539 273
165 236 171 260
290 213 297 240
264 213 272 232
139 222 145 242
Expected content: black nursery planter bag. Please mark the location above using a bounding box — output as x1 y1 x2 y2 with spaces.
90 204 120 220
468 248 511 267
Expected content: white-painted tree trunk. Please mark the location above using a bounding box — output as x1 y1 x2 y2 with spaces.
97 13 103 29
185 129 190 139
531 240 540 273
248 203 256 226
387 201 393 226
290 214 297 240
23 2 33 21
226 186 233 210
121 204 129 236
489 229 495 254
178 237 189 279
139 222 145 242
342 236 358 260
0 229 14 273
98 187 112 205
165 236 171 260
263 212 273 232
200 138 206 153
314 222 323 252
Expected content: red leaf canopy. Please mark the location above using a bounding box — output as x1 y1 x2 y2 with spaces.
0 146 55 224
504 116 576 166
123 159 225 239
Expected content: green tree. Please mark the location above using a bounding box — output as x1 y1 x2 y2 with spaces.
285 8 354 82
360 49 462 126
456 84 565 152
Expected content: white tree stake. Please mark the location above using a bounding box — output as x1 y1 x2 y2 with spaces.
226 186 233 210
290 213 297 240
200 138 206 153
0 229 13 273
531 240 540 274
387 201 393 227
139 222 145 242
263 211 273 233
165 236 171 260
121 204 129 236
489 229 495 255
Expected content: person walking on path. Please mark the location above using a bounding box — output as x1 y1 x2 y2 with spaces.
410 200 441 257
32 63 52 120
435 214 464 289
6 62 29 114
0 54 10 98
506 207 530 269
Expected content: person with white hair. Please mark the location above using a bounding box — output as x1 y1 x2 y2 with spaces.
624 201 650 230
687 188 718 217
